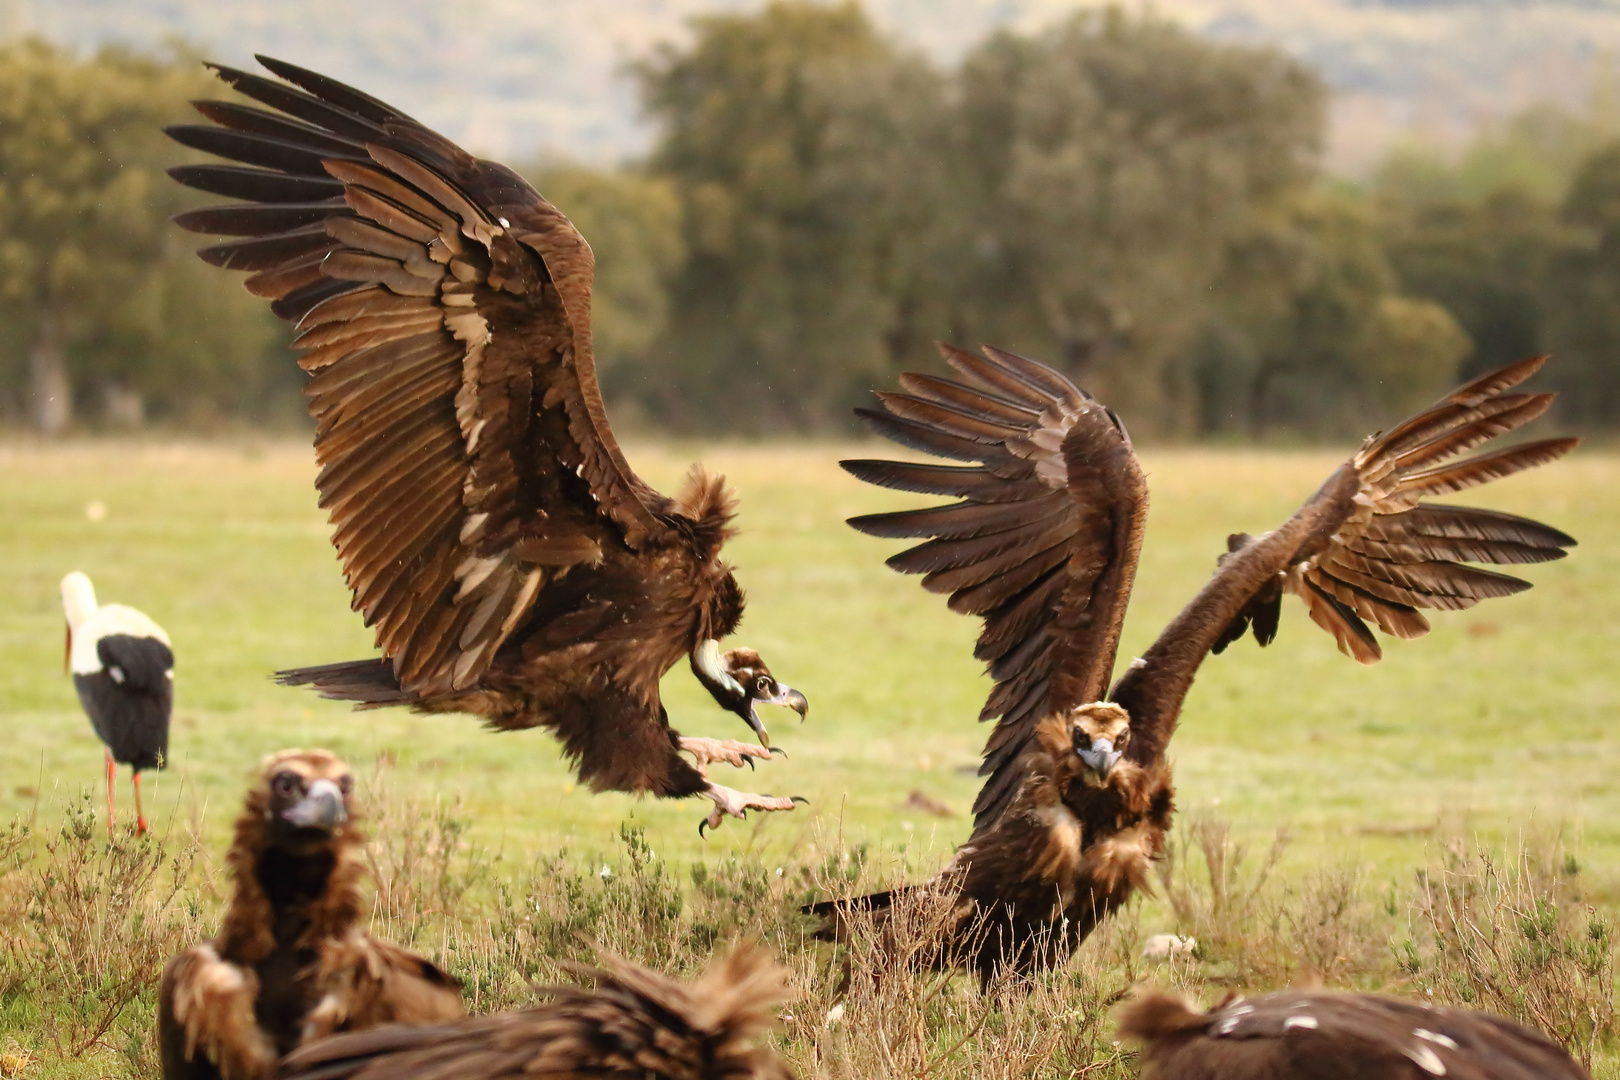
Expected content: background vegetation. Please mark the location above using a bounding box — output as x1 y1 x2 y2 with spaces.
3 2 1618 436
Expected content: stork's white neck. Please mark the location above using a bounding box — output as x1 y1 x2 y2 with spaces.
60 571 98 631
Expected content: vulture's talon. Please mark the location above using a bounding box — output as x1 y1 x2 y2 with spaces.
699 782 801 834
679 736 773 778
790 795 810 806
770 746 788 759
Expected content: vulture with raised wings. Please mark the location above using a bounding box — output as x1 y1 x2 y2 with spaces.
159 750 462 1080
1118 988 1591 1080
808 345 1575 978
279 943 795 1080
166 58 807 831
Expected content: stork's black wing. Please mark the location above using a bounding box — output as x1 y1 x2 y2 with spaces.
96 634 174 693
844 343 1148 829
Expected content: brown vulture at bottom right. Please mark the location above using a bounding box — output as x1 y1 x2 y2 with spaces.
808 347 1576 980
1118 989 1591 1080
278 943 795 1080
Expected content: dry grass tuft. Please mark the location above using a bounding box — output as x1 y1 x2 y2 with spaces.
1401 837 1616 1068
0 783 1616 1080
0 796 207 1072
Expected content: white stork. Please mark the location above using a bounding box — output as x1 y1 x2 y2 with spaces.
60 571 173 836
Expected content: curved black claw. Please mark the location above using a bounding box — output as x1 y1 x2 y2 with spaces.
698 819 709 839
790 795 810 806
745 756 755 771
770 746 788 759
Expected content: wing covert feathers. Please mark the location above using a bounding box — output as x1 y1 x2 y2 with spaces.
160 945 276 1080
844 343 1148 830
279 944 795 1080
168 57 673 696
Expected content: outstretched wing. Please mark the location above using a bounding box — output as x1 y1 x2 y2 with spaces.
168 57 675 696
1112 355 1576 764
844 344 1148 829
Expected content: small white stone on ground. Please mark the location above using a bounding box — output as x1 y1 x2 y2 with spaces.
1142 933 1197 960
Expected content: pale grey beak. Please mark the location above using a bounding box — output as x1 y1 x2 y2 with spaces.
747 684 809 749
1078 737 1122 778
767 684 809 722
282 778 347 830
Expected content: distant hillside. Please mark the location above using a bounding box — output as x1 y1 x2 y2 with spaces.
8 0 1620 172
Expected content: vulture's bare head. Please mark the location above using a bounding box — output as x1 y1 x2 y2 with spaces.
1068 703 1132 785
690 640 808 748
253 748 355 853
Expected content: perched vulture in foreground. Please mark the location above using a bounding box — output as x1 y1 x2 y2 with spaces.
159 750 462 1080
1119 989 1591 1079
808 346 1576 978
60 570 173 836
164 57 810 832
280 943 796 1080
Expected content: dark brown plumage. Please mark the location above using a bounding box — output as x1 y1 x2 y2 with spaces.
810 345 1575 979
166 58 807 830
159 750 463 1080
279 944 796 1080
1118 989 1591 1080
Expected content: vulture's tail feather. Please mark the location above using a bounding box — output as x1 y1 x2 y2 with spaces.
803 888 909 942
275 658 416 708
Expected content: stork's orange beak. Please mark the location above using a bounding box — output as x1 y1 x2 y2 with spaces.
63 622 71 674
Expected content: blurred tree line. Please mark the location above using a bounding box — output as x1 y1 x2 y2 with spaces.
1 3 1615 436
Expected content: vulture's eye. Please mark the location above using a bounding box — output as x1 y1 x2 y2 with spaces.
272 772 300 798
755 676 772 694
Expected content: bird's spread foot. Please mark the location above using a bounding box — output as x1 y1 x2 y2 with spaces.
679 736 776 777
699 783 806 837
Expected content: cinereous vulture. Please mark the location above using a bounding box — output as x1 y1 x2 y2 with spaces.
166 58 808 831
809 345 1575 978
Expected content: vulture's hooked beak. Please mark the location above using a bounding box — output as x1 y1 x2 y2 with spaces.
1078 736 1122 780
748 684 809 749
282 778 347 831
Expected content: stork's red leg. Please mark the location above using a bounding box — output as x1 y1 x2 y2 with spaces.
104 750 116 839
132 770 147 836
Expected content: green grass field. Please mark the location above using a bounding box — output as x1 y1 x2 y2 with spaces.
0 437 1611 887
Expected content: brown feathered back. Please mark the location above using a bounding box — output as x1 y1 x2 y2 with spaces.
279 943 796 1080
1119 989 1591 1080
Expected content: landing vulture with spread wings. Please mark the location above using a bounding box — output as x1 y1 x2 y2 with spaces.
809 345 1575 978
166 58 807 831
